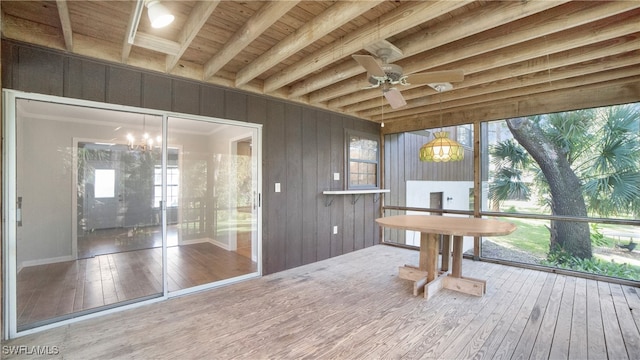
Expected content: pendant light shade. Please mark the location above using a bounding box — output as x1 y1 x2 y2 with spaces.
419 83 465 162
419 131 464 162
147 0 174 28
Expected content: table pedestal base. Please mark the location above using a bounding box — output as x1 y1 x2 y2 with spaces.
398 266 431 296
442 276 486 297
398 265 486 299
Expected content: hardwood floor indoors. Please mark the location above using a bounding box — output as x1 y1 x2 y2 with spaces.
16 242 256 330
5 244 639 359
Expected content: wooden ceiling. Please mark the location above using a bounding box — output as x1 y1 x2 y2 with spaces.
1 1 639 134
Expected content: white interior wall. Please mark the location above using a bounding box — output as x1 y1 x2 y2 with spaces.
208 126 255 250
17 116 77 267
405 180 475 252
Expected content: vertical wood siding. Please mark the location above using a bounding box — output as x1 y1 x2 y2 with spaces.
0 41 381 275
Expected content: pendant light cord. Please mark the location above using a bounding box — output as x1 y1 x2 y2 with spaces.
438 86 443 132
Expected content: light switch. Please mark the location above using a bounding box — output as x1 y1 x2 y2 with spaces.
333 173 340 181
333 226 338 234
275 183 281 193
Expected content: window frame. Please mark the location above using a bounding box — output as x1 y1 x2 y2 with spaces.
345 129 380 190
456 124 473 148
154 165 179 208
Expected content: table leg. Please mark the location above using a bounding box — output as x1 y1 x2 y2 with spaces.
423 232 439 283
452 235 463 278
419 232 429 271
441 235 451 272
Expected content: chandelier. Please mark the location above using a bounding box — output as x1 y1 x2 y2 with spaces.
419 84 465 162
126 132 161 152
126 116 161 151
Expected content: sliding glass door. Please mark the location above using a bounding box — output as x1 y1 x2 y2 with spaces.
3 91 262 337
165 116 260 293
9 98 164 332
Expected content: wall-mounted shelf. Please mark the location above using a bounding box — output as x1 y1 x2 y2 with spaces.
322 189 390 206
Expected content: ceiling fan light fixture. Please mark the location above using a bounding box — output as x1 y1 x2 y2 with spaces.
419 131 464 162
147 0 174 28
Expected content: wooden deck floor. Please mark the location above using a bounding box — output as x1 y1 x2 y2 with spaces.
4 245 640 359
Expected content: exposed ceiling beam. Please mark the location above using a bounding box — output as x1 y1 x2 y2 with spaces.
122 0 144 63
2 0 638 131
356 33 640 117
203 0 300 81
382 76 640 134
134 32 181 56
235 0 385 88
55 0 73 51
265 0 475 94
371 52 640 122
166 0 220 72
321 3 640 109
287 0 568 99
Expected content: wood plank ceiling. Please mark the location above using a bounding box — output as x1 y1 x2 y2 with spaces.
1 1 639 134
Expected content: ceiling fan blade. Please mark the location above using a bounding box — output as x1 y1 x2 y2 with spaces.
384 88 407 109
352 54 386 78
406 70 465 84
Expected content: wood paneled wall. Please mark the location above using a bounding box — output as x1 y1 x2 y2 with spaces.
0 40 381 276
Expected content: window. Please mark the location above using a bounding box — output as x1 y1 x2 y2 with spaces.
94 169 115 198
456 124 473 148
154 166 179 207
479 104 640 281
347 131 379 189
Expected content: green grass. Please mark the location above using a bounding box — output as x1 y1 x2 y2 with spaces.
494 200 639 250
486 217 550 258
489 218 638 255
485 212 640 281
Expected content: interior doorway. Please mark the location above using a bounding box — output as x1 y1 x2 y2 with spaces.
230 136 257 262
430 192 443 214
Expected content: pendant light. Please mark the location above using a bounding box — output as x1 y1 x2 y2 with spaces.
419 84 464 162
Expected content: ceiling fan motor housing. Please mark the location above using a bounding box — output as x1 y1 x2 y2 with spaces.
369 63 404 85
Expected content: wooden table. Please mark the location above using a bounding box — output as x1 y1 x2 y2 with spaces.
376 215 517 299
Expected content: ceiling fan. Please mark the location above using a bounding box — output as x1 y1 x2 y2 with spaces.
352 47 464 109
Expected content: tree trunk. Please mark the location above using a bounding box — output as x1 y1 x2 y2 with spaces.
506 118 592 259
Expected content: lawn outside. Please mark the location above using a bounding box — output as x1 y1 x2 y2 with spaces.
482 200 640 280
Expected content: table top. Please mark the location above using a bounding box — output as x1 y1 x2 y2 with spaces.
376 215 517 237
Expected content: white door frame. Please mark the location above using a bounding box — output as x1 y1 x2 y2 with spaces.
229 132 258 261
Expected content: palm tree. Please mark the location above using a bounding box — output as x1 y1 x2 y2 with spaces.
488 139 531 211
489 104 640 259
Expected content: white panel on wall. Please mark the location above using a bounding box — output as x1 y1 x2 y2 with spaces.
405 180 475 251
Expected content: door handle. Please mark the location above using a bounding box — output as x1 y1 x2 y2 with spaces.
17 196 22 227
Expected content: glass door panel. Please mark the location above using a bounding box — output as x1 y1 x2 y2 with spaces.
13 99 164 331
166 116 259 292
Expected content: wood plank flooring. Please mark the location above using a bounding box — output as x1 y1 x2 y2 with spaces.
16 242 256 329
4 245 640 359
